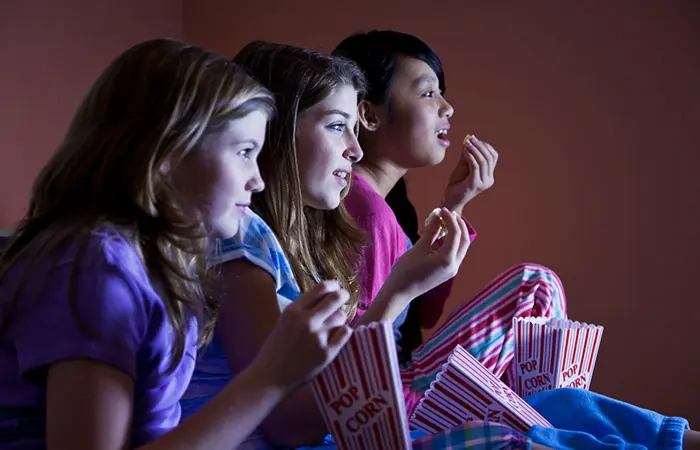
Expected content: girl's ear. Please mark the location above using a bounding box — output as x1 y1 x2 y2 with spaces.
358 100 381 132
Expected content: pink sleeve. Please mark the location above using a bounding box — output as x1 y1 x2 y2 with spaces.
350 212 406 325
418 217 478 329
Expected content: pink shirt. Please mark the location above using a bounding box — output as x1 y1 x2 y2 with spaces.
344 173 477 329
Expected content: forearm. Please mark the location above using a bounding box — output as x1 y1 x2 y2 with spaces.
353 279 413 327
140 360 287 450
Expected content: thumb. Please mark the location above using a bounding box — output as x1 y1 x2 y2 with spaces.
416 208 445 250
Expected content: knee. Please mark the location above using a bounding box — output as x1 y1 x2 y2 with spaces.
510 263 562 286
509 263 567 317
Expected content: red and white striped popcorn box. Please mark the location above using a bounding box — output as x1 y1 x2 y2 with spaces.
311 321 412 450
409 345 552 434
513 317 604 398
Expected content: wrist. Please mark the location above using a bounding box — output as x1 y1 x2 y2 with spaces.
243 356 295 400
441 199 465 216
382 272 418 308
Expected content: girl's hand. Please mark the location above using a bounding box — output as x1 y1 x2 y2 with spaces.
252 280 352 391
442 135 498 215
386 208 471 300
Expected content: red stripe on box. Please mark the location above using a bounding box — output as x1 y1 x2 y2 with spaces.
448 365 493 408
356 330 373 398
438 379 484 420
337 355 347 391
444 372 487 413
562 329 570 372
579 328 590 375
372 422 381 449
358 435 366 450
316 373 331 403
588 328 601 373
350 335 369 401
444 373 490 419
369 329 381 395
571 327 580 365
428 388 464 423
549 328 558 374
539 324 546 379
372 325 388 392
386 407 398 447
380 415 389 448
332 420 343 443
423 393 460 423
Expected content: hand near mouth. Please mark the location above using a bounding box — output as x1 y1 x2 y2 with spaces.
442 134 498 216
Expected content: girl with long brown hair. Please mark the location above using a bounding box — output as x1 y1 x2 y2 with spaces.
181 41 472 448
0 38 353 450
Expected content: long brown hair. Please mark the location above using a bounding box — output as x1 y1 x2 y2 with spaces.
234 42 366 320
0 39 274 372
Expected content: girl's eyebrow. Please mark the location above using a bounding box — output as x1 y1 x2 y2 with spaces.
323 109 351 119
231 138 261 149
412 74 438 87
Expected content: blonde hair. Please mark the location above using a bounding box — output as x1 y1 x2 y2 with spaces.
0 38 275 373
234 42 366 320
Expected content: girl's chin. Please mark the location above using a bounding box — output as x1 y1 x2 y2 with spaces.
208 217 241 239
304 194 341 211
409 149 447 168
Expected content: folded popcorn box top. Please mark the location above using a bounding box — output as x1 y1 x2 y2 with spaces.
409 345 553 435
513 317 604 398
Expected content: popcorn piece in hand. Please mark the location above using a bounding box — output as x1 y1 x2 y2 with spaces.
463 134 474 145
425 208 448 240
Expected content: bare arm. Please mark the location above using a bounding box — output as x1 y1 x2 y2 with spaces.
45 280 351 450
46 358 287 450
214 259 327 447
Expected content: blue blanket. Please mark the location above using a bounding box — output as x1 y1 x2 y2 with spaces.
297 389 689 450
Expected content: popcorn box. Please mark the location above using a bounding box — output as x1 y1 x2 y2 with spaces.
513 317 604 398
311 321 412 450
410 345 552 434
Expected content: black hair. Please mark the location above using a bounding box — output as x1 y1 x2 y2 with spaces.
385 177 424 362
332 30 446 105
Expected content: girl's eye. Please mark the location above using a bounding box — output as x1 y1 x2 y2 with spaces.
237 148 253 159
423 90 435 98
328 123 346 132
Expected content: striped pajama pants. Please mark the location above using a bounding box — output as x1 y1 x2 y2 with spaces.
400 263 568 418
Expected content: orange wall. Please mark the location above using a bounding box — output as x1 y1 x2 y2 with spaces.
0 0 698 427
184 0 700 425
0 0 182 226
